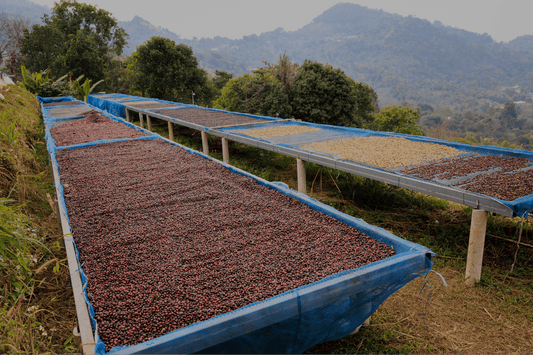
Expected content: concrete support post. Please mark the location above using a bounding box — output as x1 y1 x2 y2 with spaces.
125 109 130 123
202 131 209 156
222 137 229 163
297 158 306 195
139 114 144 129
146 115 152 131
465 209 488 285
168 121 174 141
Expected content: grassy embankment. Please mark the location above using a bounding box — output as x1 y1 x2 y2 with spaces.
0 85 79 353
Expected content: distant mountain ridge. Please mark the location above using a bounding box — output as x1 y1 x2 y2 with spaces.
7 1 533 109
0 0 50 25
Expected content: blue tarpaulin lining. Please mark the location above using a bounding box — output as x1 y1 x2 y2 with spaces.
88 94 286 128
37 96 77 103
40 96 434 354
217 120 533 217
88 94 183 118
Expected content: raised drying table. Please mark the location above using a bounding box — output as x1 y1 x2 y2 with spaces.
42 96 433 354
89 94 533 285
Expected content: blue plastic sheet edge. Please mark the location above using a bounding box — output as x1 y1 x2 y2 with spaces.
42 98 434 354
88 94 182 118
88 94 287 125
37 95 77 103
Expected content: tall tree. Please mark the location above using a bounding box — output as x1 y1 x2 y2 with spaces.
214 73 292 118
291 60 358 126
212 70 233 91
133 36 208 102
353 82 379 126
261 51 299 94
19 0 127 81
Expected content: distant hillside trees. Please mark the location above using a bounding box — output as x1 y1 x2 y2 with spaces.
368 106 425 135
19 0 127 83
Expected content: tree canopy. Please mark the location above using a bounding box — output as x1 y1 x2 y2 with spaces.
19 0 127 82
368 105 425 135
214 72 292 118
215 57 377 125
132 36 208 102
291 60 359 126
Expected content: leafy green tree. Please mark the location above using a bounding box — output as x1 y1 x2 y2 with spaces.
214 73 292 117
48 1 127 56
212 70 233 91
19 0 127 82
291 60 359 126
103 57 136 94
261 51 299 94
60 30 106 82
133 36 208 102
209 70 233 103
19 25 65 75
353 82 378 126
369 105 425 135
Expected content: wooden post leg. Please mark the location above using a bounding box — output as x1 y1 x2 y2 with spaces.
201 131 209 155
125 109 130 122
465 209 488 285
139 114 144 129
297 158 306 194
147 115 152 131
168 121 174 141
222 137 229 163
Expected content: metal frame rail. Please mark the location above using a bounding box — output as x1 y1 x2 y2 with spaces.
124 106 514 217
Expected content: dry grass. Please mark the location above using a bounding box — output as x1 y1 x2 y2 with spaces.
380 267 532 353
307 266 533 354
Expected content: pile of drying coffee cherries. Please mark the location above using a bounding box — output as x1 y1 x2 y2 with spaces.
398 155 533 201
50 114 148 146
135 104 180 110
456 169 533 201
43 101 84 107
57 139 395 349
153 108 267 127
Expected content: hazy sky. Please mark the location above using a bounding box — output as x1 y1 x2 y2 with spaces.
29 0 532 43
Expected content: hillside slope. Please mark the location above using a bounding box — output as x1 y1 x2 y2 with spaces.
118 3 533 109
0 0 50 24
11 1 533 110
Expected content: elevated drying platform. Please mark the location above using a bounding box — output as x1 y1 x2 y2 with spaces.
43 96 433 354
